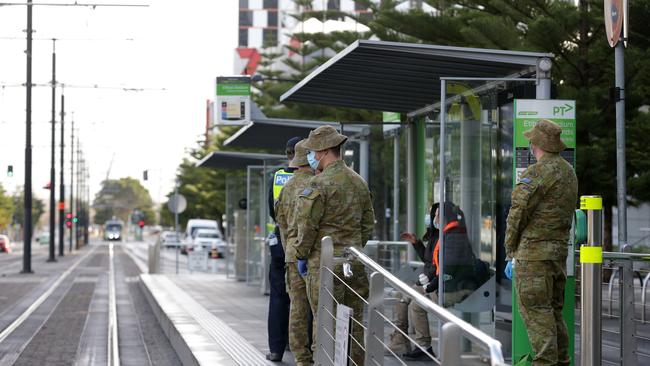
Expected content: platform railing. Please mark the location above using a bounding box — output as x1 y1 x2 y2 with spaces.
575 250 650 365
314 236 506 366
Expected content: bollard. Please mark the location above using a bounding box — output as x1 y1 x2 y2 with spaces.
580 195 603 366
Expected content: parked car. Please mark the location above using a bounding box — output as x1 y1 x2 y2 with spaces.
35 232 50 245
185 219 219 240
189 228 225 258
0 235 11 253
159 231 181 248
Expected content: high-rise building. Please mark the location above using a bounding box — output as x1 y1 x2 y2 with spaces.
235 0 375 75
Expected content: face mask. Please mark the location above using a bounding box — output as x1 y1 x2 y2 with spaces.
424 214 431 227
307 151 320 171
433 221 440 230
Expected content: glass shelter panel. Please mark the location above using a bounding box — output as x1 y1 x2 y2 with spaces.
246 166 266 285
226 174 247 279
431 80 509 350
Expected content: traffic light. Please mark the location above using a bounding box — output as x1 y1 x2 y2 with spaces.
7 165 13 177
138 220 145 228
143 170 148 181
65 213 73 228
73 216 78 223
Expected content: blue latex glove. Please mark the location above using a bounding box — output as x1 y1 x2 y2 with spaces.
297 259 308 277
504 260 513 280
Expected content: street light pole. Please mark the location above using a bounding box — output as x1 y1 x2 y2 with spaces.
59 92 65 256
69 119 74 252
48 39 57 263
22 0 33 274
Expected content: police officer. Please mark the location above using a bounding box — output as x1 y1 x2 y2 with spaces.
293 125 375 365
275 140 315 366
504 119 577 366
266 136 301 362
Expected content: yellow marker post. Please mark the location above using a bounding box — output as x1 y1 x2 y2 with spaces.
580 195 603 366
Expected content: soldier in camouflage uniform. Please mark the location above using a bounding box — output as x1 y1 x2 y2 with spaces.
275 140 315 366
293 125 375 365
504 119 578 366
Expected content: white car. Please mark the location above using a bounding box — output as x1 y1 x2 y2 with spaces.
191 229 225 257
160 231 182 248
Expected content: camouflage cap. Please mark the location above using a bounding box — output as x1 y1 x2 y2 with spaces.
302 125 347 152
524 119 566 153
289 140 309 168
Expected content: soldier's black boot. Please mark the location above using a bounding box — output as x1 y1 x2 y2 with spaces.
402 346 436 361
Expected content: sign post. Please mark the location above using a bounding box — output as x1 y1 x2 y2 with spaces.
168 190 186 274
511 99 577 365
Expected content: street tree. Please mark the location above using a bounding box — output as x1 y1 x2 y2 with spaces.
0 183 13 232
93 177 155 225
11 188 44 236
355 0 650 250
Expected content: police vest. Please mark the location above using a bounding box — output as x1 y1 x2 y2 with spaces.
273 169 294 201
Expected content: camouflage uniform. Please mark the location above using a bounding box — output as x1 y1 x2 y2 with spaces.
505 119 578 366
275 141 314 366
293 126 375 366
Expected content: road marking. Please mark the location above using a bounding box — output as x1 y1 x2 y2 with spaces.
0 245 97 344
107 243 120 366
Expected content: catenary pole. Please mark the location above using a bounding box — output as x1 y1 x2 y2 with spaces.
59 92 65 256
22 0 33 273
69 119 74 252
48 39 57 263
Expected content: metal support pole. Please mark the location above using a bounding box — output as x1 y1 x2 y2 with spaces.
48 39 57 263
438 79 447 310
580 195 603 366
392 131 400 242
620 259 637 365
359 136 369 182
69 119 74 252
58 92 65 256
615 42 627 250
535 58 552 100
440 322 462 366
406 123 416 261
22 0 34 274
174 184 179 274
315 236 335 365
365 272 385 366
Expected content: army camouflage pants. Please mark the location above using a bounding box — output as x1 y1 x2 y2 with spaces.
286 264 312 365
515 260 570 366
306 263 369 366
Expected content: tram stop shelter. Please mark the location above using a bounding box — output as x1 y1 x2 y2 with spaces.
197 112 369 294
280 39 558 359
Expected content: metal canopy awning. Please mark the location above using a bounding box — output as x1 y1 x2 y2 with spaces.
197 151 286 170
224 116 367 150
280 40 553 113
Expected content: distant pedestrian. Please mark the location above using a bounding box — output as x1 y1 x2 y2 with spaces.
293 125 375 365
265 136 301 362
504 119 578 366
275 140 315 366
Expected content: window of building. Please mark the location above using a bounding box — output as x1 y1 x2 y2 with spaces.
239 10 253 26
263 28 277 47
239 0 248 9
263 0 278 9
239 28 248 47
328 0 340 10
355 1 368 11
267 10 278 27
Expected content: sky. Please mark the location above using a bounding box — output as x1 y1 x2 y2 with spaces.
0 0 238 205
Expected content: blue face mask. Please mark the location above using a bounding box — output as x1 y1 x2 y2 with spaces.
424 214 431 227
307 151 320 170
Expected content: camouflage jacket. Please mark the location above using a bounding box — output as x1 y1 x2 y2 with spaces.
293 160 375 264
505 153 578 261
275 170 314 263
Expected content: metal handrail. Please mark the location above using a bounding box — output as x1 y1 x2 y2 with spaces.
346 246 506 366
365 240 409 247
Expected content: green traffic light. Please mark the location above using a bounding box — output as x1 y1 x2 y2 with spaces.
73 217 78 223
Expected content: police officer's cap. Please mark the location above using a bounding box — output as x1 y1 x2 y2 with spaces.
524 119 566 153
302 125 347 152
286 136 302 150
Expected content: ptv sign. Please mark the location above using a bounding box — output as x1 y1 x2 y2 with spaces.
604 0 625 47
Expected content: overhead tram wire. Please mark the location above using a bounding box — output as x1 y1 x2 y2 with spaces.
1 0 149 273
